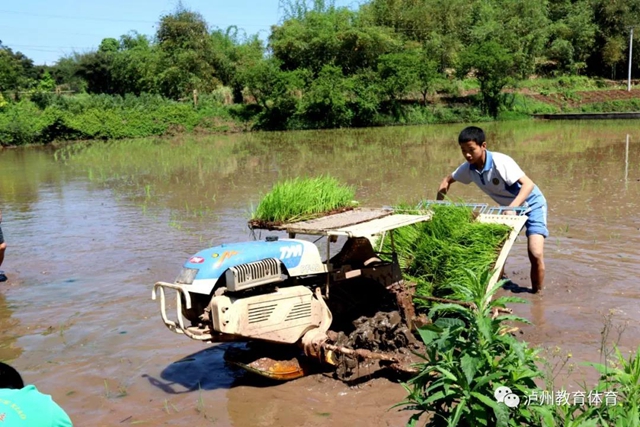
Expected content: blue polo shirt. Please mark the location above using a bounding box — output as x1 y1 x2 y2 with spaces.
452 150 545 212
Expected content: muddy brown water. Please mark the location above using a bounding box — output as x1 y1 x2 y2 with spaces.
1 120 639 426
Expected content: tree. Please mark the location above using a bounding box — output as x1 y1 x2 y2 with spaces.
361 0 473 72
269 5 399 76
47 54 86 93
111 33 159 95
37 71 56 92
545 0 597 74
465 0 549 80
415 49 441 105
241 58 309 129
377 51 419 102
0 41 37 92
590 0 640 78
99 38 119 53
75 48 117 94
156 4 219 99
300 64 353 128
210 27 265 102
459 41 515 118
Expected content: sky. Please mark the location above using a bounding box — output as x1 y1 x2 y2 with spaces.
1 0 361 65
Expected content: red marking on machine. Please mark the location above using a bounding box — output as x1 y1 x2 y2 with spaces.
189 256 205 264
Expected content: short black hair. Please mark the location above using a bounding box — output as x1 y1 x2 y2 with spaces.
0 362 25 389
458 126 485 145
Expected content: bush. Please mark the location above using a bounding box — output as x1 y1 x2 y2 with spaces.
0 93 245 145
396 267 640 427
396 268 548 426
0 101 50 145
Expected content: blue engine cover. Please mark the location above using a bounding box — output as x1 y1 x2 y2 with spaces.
184 239 306 282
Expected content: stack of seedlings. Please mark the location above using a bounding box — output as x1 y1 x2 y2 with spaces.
382 203 512 301
249 175 358 227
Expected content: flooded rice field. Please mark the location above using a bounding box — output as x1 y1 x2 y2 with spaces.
1 120 639 426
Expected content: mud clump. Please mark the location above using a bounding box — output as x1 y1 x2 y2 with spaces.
331 311 422 381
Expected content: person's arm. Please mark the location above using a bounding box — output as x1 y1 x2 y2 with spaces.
436 174 457 200
508 175 535 208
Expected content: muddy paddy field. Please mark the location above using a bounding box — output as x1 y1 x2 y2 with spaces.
1 120 639 426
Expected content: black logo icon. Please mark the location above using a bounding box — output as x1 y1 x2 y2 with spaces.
492 178 500 185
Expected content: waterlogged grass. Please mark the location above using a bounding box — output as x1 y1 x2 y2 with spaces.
250 176 357 224
382 204 511 298
55 136 243 181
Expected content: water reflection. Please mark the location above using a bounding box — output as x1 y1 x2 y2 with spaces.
0 120 639 426
0 292 21 362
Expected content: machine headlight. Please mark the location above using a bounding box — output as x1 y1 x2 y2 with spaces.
175 267 199 285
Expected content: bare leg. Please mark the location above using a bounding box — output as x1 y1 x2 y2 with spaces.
527 234 545 293
499 264 508 281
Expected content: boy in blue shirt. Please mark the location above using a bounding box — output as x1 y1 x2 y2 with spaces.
436 126 548 293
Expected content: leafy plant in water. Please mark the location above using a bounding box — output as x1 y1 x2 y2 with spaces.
396 267 549 426
543 316 640 427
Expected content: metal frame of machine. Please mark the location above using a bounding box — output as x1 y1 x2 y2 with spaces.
151 202 528 379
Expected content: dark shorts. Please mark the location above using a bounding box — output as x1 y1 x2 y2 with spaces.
0 225 4 245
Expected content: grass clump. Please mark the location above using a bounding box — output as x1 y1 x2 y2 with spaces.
383 203 511 298
250 175 357 225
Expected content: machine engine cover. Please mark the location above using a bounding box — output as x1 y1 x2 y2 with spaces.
210 286 325 344
179 239 325 295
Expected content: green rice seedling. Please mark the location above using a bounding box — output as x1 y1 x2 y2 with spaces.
250 175 357 224
381 204 511 299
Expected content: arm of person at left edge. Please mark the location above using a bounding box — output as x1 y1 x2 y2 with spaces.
505 175 535 213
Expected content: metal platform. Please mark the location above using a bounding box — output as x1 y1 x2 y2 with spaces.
252 208 432 238
250 202 528 294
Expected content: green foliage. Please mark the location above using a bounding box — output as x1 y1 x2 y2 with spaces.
577 99 640 113
503 93 560 116
377 51 420 101
459 41 515 117
0 100 51 145
542 345 640 426
269 3 399 76
6 0 640 137
591 0 640 78
0 94 239 145
0 42 38 92
242 59 309 130
299 65 354 128
545 0 597 76
156 5 220 99
250 175 357 223
396 267 547 426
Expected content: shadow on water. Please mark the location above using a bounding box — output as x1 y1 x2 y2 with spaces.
143 344 238 393
502 279 535 294
146 341 400 395
144 343 313 393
